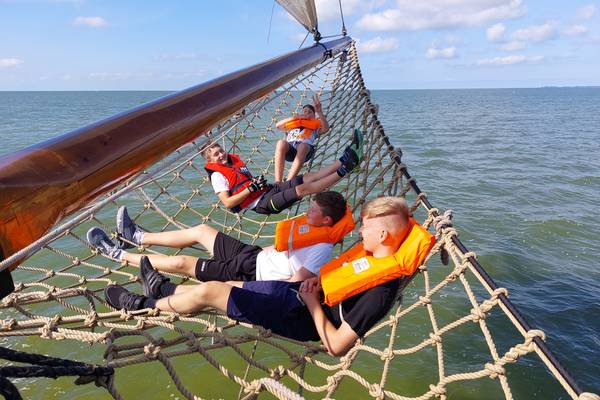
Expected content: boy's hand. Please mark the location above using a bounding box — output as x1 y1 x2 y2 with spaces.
299 277 320 293
313 95 323 114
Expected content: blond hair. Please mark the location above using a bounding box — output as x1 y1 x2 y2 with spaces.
200 141 222 159
361 197 409 222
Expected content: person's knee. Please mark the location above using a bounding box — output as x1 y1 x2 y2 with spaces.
295 183 310 198
191 281 222 303
170 256 191 273
276 140 288 154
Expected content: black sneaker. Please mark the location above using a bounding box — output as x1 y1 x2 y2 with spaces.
139 256 172 299
104 285 147 311
116 206 144 249
337 129 364 177
87 227 123 259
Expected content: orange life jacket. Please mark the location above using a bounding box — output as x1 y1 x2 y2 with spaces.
204 154 266 213
274 205 355 252
283 118 322 140
320 218 436 306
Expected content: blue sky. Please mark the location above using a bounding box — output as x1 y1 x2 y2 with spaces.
1 0 598 90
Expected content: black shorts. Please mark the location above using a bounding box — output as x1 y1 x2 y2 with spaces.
227 281 319 341
285 142 315 162
194 232 262 281
253 175 303 215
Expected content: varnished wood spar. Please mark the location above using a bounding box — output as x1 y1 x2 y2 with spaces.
0 37 351 279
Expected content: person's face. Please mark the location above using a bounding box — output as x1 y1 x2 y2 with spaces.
359 216 382 253
306 201 330 227
302 106 316 119
206 146 227 165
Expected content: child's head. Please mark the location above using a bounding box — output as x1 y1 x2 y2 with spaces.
302 104 316 119
359 197 410 252
201 142 227 164
306 191 347 227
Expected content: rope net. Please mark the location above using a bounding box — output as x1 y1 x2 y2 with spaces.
0 43 588 400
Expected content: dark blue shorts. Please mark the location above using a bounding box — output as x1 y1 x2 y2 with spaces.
285 142 315 162
226 281 319 341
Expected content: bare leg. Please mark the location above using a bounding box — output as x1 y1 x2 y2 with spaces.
286 143 309 181
155 281 232 314
121 252 198 277
302 160 341 183
274 139 289 183
295 170 342 198
170 280 243 295
142 224 219 254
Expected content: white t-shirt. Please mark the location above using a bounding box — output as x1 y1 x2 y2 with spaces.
255 242 333 281
210 171 262 210
286 126 320 146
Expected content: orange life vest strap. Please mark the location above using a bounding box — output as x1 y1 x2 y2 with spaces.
320 218 436 306
274 205 355 251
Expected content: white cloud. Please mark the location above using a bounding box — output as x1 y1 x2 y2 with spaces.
577 4 597 19
487 23 506 41
315 0 361 21
358 36 399 54
0 58 23 68
563 25 589 37
73 16 107 28
426 46 457 59
512 22 557 43
356 0 526 31
476 54 543 66
501 40 525 51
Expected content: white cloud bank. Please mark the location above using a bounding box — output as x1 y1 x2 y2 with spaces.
476 54 543 66
577 4 597 20
358 36 399 54
73 16 107 28
563 25 589 37
0 58 23 68
426 46 457 59
356 0 526 31
487 23 506 42
512 22 557 43
501 40 525 51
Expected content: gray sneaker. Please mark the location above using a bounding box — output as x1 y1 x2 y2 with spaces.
139 256 172 299
116 206 144 249
87 227 123 259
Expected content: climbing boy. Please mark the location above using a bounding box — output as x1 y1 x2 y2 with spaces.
274 94 330 182
103 196 435 357
87 191 354 283
202 128 362 215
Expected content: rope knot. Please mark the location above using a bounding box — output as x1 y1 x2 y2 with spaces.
45 270 56 278
244 381 262 395
525 329 545 343
491 287 509 299
143 343 161 359
1 318 17 330
429 333 442 346
419 296 432 305
72 257 81 265
470 307 487 322
380 348 394 361
368 383 384 399
84 312 98 327
429 383 446 397
484 362 505 379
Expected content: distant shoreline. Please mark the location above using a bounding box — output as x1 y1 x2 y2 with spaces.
1 86 599 92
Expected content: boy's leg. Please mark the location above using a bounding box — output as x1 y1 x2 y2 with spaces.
294 170 341 198
286 143 310 181
155 281 233 314
121 252 198 277
143 224 219 254
274 139 289 183
302 160 341 183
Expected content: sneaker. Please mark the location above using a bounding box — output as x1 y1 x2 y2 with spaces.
139 256 172 299
87 227 123 260
349 128 365 159
337 129 364 177
104 285 147 311
116 206 144 249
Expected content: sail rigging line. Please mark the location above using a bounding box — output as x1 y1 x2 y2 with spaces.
266 0 276 44
338 0 347 36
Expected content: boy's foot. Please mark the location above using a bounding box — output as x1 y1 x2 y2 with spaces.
116 206 144 249
87 227 123 260
104 285 148 311
337 129 364 177
139 256 174 299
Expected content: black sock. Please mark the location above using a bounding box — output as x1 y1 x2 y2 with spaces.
160 281 177 297
142 297 156 309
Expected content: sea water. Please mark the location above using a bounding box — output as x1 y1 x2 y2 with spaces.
1 89 599 398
